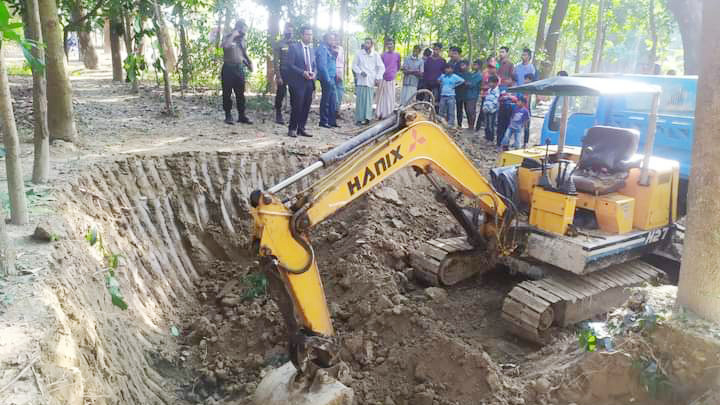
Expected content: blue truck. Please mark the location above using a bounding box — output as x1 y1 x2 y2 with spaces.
540 74 697 213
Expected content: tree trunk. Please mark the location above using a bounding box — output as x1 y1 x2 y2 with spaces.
266 2 280 94
677 0 720 323
158 25 176 74
535 0 550 57
0 46 30 225
153 1 174 113
71 1 99 69
591 0 606 72
25 0 50 184
122 10 133 56
667 0 701 75
575 0 588 73
39 0 78 143
648 0 657 69
178 7 190 90
541 0 570 79
462 0 473 62
110 17 123 81
0 206 15 276
214 8 224 49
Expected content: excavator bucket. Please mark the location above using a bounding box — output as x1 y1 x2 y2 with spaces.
253 362 354 405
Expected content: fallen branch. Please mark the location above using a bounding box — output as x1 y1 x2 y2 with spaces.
0 356 40 395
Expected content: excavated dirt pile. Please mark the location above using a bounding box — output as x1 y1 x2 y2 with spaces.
32 144 718 405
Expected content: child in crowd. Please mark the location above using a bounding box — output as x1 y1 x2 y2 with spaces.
461 60 483 131
501 96 530 151
437 63 465 128
482 75 500 142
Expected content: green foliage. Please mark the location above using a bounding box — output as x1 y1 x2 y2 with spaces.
0 1 44 72
241 272 267 300
578 327 598 352
632 357 672 399
85 226 128 310
123 53 147 83
6 62 32 76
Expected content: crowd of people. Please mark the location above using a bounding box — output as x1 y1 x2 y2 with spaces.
219 19 538 148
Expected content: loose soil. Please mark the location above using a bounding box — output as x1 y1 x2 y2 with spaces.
0 54 718 405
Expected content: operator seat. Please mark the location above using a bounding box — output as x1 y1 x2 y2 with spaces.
572 126 642 195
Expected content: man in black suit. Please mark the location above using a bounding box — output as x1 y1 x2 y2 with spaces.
284 25 316 137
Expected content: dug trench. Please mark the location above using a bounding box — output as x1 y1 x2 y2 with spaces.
31 147 719 405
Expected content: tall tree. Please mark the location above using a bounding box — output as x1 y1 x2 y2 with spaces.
667 0 702 75
264 0 280 93
109 15 123 81
152 0 173 113
542 0 570 78
0 44 30 225
462 0 473 61
677 0 720 323
26 0 50 183
535 0 550 57
574 0 588 73
175 4 190 89
591 0 606 72
70 0 99 69
39 0 78 142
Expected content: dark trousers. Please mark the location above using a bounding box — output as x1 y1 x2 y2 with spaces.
463 99 477 129
288 79 314 132
496 102 513 146
419 80 440 112
484 111 497 141
456 95 464 127
475 96 485 131
319 79 337 126
523 103 532 145
221 64 246 116
274 71 289 112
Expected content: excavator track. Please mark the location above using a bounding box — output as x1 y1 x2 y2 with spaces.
410 237 496 286
501 259 664 344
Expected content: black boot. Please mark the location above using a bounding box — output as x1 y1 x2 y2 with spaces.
224 112 234 125
237 114 253 124
275 110 284 124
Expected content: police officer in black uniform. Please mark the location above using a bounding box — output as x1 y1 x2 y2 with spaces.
221 19 253 125
273 23 295 124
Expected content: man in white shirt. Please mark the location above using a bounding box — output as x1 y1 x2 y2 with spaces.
351 38 385 126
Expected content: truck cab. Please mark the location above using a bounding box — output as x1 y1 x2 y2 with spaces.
540 74 697 213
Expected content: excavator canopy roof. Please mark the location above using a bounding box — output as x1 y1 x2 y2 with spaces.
510 76 662 97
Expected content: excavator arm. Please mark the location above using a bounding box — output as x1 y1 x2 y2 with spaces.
249 111 508 370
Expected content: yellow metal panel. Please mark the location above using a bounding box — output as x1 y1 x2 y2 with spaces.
576 192 598 211
530 187 577 235
305 121 506 225
618 156 679 230
518 167 541 205
497 145 583 167
596 194 635 234
252 199 333 336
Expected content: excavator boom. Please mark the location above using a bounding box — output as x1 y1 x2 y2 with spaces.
250 111 507 369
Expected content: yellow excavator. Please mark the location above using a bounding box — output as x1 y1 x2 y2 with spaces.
249 78 679 378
